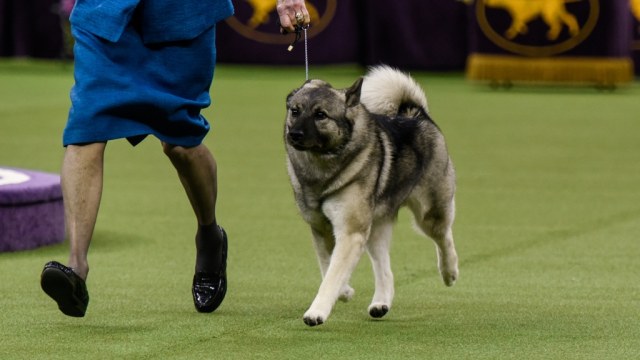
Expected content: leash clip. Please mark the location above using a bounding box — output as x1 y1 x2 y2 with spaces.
287 24 310 52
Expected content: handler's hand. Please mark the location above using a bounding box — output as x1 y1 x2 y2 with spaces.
277 0 310 33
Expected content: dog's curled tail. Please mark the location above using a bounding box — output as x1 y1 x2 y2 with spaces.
360 65 429 117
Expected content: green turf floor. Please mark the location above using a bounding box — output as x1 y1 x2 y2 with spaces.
1 60 639 359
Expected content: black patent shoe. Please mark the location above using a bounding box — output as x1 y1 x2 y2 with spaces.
41 261 89 317
192 227 227 313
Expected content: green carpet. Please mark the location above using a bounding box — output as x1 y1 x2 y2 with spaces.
1 60 639 359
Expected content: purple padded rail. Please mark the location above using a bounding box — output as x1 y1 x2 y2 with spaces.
0 168 65 252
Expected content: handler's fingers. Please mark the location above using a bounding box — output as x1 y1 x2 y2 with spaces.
302 10 311 26
296 1 311 26
278 15 294 33
293 1 311 27
276 1 295 33
277 0 310 33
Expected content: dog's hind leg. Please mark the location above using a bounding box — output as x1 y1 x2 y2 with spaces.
431 225 458 287
366 221 395 318
311 227 334 277
411 199 459 286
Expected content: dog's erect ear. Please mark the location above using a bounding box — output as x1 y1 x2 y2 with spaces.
286 88 299 106
345 77 364 108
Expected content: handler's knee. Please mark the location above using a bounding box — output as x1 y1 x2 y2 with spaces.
162 141 189 160
162 142 210 165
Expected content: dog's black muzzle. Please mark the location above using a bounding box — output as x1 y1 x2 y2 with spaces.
287 130 312 151
286 128 326 152
287 129 304 145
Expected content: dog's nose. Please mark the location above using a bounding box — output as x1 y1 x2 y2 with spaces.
287 129 304 143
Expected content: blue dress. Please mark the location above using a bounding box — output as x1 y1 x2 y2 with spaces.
63 0 234 147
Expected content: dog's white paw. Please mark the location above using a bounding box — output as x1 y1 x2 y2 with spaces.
338 285 355 302
439 251 459 286
440 263 458 286
368 303 390 318
303 309 328 327
441 269 458 286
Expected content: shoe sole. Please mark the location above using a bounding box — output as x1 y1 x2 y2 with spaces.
41 268 86 317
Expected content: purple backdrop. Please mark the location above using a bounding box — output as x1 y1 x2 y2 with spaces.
0 0 638 73
0 0 63 58
362 0 469 70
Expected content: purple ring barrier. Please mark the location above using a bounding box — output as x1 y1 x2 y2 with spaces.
0 167 65 252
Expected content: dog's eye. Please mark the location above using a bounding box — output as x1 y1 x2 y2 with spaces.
314 111 327 120
290 109 300 117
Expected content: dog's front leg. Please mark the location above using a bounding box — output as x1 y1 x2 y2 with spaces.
303 231 367 326
311 227 355 302
303 198 371 326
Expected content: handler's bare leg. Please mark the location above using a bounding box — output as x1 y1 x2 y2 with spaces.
63 142 107 280
162 143 224 273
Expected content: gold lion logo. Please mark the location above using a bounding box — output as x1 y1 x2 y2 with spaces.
632 0 640 21
484 0 581 40
476 0 599 57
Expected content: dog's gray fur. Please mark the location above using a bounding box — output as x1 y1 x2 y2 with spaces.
284 66 459 326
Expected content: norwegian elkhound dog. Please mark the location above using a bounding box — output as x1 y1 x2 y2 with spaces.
284 66 459 326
